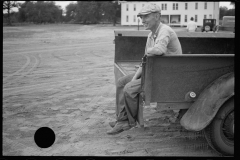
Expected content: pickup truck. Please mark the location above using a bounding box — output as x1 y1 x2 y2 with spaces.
114 30 234 156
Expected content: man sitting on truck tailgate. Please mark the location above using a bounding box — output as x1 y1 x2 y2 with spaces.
107 3 182 135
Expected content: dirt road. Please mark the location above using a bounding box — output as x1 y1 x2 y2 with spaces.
3 24 221 156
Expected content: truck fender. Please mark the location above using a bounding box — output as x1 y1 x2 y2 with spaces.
180 72 234 131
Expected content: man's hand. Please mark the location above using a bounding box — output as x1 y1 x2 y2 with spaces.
131 76 138 81
146 48 155 57
132 66 142 81
145 52 155 57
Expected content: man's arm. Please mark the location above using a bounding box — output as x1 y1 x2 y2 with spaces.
146 32 170 56
132 66 142 81
146 47 164 56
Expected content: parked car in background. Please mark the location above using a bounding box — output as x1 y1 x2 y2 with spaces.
201 19 217 32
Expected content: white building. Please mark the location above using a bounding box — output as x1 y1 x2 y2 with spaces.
120 1 220 26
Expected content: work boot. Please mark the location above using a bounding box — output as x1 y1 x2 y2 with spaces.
109 121 117 128
107 121 131 135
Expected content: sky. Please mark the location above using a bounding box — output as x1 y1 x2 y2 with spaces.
9 1 234 13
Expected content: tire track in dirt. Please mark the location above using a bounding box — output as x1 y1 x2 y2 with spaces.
2 77 91 96
3 42 113 55
3 53 41 87
51 52 68 61
3 41 111 52
3 54 30 82
3 41 113 93
52 45 114 62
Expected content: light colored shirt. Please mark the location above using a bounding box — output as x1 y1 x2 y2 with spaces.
145 22 182 55
187 20 197 32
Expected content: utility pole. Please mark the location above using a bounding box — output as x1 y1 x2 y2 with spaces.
138 19 140 30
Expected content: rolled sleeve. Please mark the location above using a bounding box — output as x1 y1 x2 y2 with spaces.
154 33 170 54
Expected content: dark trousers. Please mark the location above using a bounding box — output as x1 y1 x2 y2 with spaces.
115 73 141 127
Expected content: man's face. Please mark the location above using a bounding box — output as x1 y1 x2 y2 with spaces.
140 13 158 30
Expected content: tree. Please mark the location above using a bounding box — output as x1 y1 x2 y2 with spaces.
219 6 228 20
18 1 29 22
3 1 18 25
17 1 63 23
76 1 102 24
219 6 235 20
101 1 120 26
65 2 77 22
64 1 121 25
230 2 235 9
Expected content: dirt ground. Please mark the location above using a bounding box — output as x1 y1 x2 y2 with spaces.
3 24 222 157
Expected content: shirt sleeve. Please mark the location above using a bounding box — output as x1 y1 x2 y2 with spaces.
144 35 151 55
154 29 170 54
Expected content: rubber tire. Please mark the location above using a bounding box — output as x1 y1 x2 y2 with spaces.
204 98 234 156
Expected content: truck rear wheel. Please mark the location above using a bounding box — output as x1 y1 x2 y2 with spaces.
204 98 234 156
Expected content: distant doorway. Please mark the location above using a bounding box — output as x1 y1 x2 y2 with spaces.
170 15 181 25
161 15 169 24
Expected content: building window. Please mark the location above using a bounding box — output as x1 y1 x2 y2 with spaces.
204 2 207 9
185 15 187 22
173 3 175 10
204 15 207 19
195 15 197 22
126 4 128 11
176 3 178 10
133 15 136 22
162 4 164 10
185 3 188 10
209 14 212 19
134 4 136 11
126 15 128 22
195 3 198 9
165 4 167 10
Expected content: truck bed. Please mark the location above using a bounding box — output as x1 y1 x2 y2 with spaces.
115 61 141 76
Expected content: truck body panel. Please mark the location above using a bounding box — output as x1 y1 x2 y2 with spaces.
180 72 234 131
143 55 234 105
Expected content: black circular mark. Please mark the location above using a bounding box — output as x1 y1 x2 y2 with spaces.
34 127 55 148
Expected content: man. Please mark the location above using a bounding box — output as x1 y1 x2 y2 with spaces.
107 3 182 135
186 17 197 32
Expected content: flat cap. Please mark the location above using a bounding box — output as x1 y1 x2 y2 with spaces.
137 3 161 17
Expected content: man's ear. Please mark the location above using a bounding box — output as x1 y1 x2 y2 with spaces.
154 13 158 20
156 13 161 20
